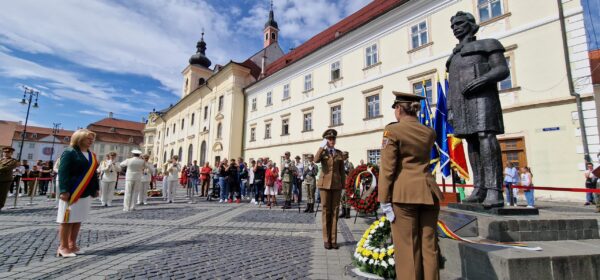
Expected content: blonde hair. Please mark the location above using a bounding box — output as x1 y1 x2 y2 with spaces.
70 129 96 148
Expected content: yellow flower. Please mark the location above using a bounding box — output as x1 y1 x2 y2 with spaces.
362 250 371 257
388 249 395 256
373 252 379 259
357 247 363 253
380 216 386 222
378 254 385 261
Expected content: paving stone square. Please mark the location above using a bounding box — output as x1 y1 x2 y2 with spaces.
231 209 316 224
105 207 207 220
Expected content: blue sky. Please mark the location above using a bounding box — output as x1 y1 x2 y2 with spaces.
0 0 370 131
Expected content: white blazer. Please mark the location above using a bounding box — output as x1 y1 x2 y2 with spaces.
120 157 152 181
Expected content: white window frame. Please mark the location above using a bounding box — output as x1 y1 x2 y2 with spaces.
265 123 272 139
330 105 342 126
304 74 313 92
330 61 341 81
365 44 378 67
410 20 429 49
412 80 434 105
366 94 380 119
281 119 290 135
367 149 381 165
251 98 257 111
266 92 272 106
283 84 290 99
303 112 313 132
250 127 256 142
478 0 504 22
498 56 513 91
218 95 224 111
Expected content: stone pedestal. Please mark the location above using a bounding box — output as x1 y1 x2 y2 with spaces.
448 202 539 215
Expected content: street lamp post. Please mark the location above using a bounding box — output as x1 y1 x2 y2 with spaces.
10 86 39 209
49 123 61 162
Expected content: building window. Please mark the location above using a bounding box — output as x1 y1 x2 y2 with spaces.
100 144 105 153
283 84 290 99
250 127 256 142
181 119 185 130
251 98 257 111
29 143 35 149
304 74 312 92
303 113 312 131
365 44 378 67
148 136 153 143
28 153 33 160
413 80 433 105
367 149 381 165
266 92 272 106
265 123 271 139
282 119 289 135
330 61 341 81
204 106 208 119
173 123 176 134
498 57 513 90
366 95 380 119
217 123 222 139
478 0 503 22
218 96 224 111
120 146 124 154
166 128 169 137
411 21 428 49
191 113 195 126
331 105 342 126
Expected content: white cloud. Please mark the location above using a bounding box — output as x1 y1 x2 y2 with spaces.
78 110 108 117
0 0 241 94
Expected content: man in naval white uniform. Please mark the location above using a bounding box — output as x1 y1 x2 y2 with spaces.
98 152 120 207
120 150 151 211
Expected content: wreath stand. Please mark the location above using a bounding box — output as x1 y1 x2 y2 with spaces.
353 201 378 224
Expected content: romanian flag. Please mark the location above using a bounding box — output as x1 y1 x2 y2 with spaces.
445 77 469 180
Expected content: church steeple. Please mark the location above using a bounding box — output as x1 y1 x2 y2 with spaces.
189 31 212 68
263 0 279 48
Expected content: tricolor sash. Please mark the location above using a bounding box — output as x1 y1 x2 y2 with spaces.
64 151 98 223
437 220 542 251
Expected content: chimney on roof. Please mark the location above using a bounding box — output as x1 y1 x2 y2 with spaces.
108 112 113 118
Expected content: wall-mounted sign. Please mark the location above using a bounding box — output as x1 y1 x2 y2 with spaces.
542 127 560 132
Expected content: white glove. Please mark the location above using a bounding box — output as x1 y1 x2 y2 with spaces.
381 203 395 222
284 163 289 168
320 139 328 148
308 166 313 171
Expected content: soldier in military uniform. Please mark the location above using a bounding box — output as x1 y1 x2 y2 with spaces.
339 151 354 219
280 151 297 209
378 92 443 280
0 147 18 211
316 129 345 249
302 154 318 213
446 11 510 208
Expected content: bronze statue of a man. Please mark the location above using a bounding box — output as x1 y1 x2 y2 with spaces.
446 11 510 208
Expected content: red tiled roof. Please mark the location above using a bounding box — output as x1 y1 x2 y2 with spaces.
0 120 19 146
264 0 408 77
590 50 600 85
94 132 143 145
89 118 145 132
11 124 75 144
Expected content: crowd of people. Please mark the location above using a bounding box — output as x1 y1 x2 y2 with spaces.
502 163 535 208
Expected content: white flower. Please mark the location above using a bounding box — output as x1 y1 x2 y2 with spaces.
378 222 384 228
354 253 360 259
388 258 395 266
369 259 374 265
374 248 380 253
387 245 394 250
374 260 379 266
370 229 376 234
380 248 386 254
381 261 388 268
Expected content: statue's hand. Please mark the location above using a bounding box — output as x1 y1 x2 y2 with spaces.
462 76 489 96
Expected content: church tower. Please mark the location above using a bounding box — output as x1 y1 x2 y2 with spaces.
182 32 213 98
263 1 279 48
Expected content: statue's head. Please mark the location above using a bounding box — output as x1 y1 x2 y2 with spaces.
451 11 479 40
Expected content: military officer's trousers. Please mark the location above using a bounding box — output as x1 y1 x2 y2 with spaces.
283 181 293 201
303 177 316 203
0 181 11 209
138 181 150 204
320 189 341 244
391 203 440 280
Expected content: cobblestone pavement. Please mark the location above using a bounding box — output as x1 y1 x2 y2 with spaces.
0 188 375 280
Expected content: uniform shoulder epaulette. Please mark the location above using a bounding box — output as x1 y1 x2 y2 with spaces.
385 121 398 127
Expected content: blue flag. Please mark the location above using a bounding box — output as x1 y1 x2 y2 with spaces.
433 77 451 178
418 82 433 128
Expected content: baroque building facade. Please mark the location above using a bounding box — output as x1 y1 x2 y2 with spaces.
143 10 284 169
242 0 598 201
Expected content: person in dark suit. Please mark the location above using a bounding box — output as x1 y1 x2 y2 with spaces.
315 129 345 250
378 92 443 280
56 129 100 257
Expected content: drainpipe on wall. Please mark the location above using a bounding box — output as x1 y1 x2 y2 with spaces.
558 0 591 163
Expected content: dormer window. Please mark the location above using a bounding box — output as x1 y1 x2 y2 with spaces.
129 137 134 143
31 133 38 139
64 137 70 142
110 127 116 132
198 78 205 86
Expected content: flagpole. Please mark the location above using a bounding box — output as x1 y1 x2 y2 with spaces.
451 169 457 193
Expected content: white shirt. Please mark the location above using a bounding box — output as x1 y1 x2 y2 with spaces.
99 160 120 182
166 162 181 181
141 162 156 182
120 157 152 181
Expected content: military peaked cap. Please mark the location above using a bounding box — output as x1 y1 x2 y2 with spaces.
322 129 338 139
391 91 425 108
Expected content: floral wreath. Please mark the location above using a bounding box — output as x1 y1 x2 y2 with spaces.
353 216 395 279
344 164 379 213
